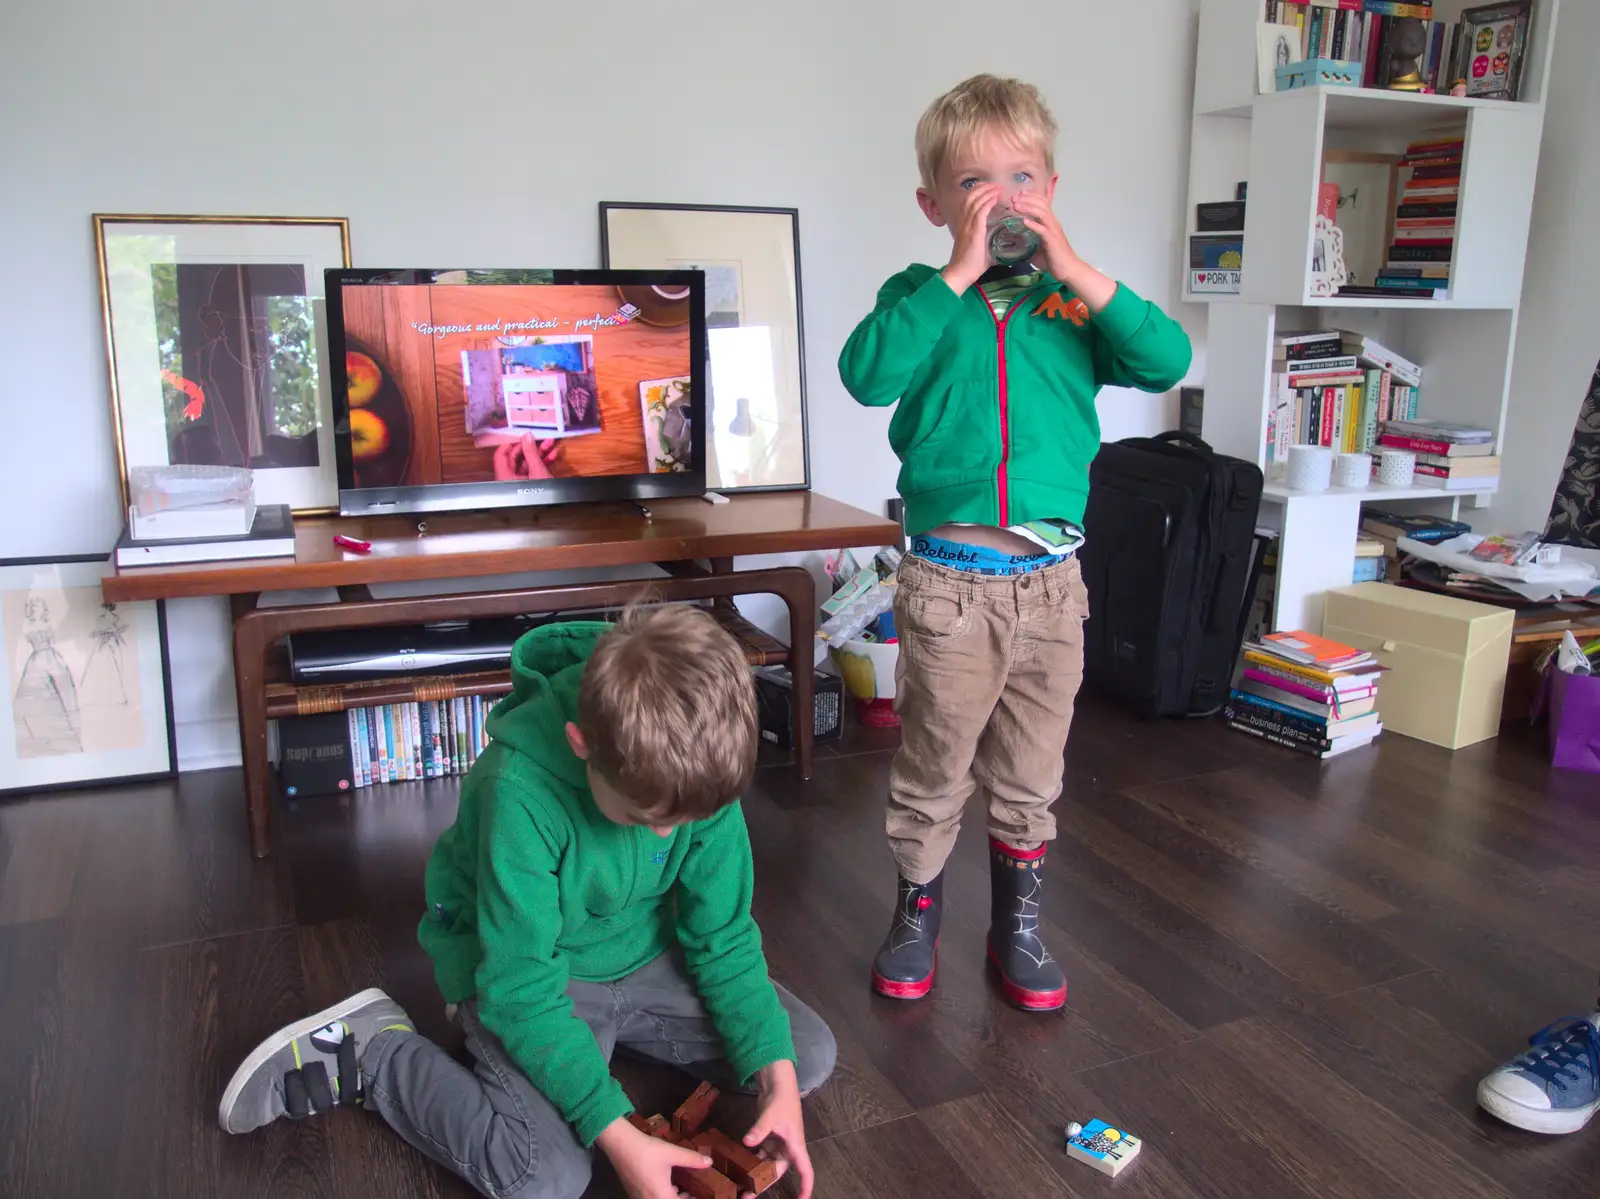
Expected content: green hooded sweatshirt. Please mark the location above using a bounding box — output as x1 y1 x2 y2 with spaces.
418 622 794 1147
838 267 1192 537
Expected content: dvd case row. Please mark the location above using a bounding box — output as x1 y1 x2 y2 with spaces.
345 696 494 788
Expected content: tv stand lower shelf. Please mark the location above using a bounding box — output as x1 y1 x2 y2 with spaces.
266 607 789 719
232 566 818 858
100 491 902 858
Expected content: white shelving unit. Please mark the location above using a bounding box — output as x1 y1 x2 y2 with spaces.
1186 0 1561 633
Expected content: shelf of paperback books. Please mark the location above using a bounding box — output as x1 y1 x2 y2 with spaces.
1194 1 1559 122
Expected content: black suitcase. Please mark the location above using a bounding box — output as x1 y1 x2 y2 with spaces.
1079 431 1264 717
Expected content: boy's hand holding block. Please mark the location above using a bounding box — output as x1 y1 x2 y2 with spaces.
628 1111 736 1199
693 1128 782 1194
629 1082 785 1198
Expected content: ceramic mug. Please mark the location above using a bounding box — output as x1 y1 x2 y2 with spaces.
1335 453 1371 489
1287 444 1334 493
1377 449 1416 487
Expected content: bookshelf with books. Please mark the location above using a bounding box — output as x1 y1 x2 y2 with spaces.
1184 0 1558 633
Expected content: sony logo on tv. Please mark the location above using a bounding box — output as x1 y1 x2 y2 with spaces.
515 486 546 495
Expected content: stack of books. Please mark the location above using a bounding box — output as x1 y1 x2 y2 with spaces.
1343 137 1460 301
1378 418 1499 491
116 503 295 567
1360 506 1472 569
117 464 295 567
1353 536 1387 583
1264 329 1423 474
344 696 494 788
1227 631 1385 760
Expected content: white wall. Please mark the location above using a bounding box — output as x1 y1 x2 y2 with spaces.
0 0 1204 768
1489 0 1600 568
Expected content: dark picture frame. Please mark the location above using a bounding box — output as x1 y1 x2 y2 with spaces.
0 554 176 797
600 203 811 493
1452 1 1534 101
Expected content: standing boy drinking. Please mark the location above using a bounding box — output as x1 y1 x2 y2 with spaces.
839 74 1191 1010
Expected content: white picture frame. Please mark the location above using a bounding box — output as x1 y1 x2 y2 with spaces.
1257 22 1305 94
600 204 810 492
1309 215 1350 298
94 214 352 514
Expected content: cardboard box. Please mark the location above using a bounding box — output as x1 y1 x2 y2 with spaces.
1323 584 1514 749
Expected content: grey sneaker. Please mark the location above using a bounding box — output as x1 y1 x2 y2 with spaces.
1477 1010 1600 1135
218 988 413 1134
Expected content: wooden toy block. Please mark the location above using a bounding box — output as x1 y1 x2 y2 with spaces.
692 1128 781 1195
1064 1119 1142 1177
631 1101 738 1199
673 1081 720 1138
672 1164 737 1199
627 1112 672 1138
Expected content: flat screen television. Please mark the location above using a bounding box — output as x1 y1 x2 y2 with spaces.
326 268 706 516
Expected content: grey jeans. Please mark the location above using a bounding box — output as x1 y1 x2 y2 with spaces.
359 949 837 1199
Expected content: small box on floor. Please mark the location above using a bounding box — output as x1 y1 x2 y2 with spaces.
1065 1119 1142 1177
276 710 354 797
754 667 843 751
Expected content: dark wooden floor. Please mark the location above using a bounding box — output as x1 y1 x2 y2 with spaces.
2 694 1597 1198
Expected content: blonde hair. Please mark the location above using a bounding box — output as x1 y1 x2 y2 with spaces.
915 74 1058 190
577 604 757 823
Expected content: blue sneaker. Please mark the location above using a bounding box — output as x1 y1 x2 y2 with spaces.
1477 1011 1600 1134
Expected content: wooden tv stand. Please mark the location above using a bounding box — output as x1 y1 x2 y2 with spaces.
102 492 900 858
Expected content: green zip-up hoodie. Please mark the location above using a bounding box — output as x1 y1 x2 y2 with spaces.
417 622 794 1147
839 266 1192 536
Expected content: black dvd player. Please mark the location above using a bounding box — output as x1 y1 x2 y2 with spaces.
286 610 614 683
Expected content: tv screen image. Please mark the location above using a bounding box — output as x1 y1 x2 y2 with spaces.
327 269 706 516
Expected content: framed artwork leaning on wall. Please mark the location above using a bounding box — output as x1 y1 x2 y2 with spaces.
0 555 175 796
600 203 810 492
94 214 352 514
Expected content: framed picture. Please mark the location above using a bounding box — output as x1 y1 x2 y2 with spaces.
1454 2 1533 101
0 555 175 796
1322 152 1400 287
1257 22 1305 94
95 214 352 514
600 203 810 492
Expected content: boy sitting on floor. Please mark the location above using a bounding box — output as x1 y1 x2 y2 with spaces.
220 605 835 1199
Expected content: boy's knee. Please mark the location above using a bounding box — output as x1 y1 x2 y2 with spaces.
789 1008 838 1095
479 1107 590 1199
538 1143 592 1199
497 1136 590 1199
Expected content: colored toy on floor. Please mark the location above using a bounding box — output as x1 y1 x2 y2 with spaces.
1064 1118 1143 1177
627 1082 782 1197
